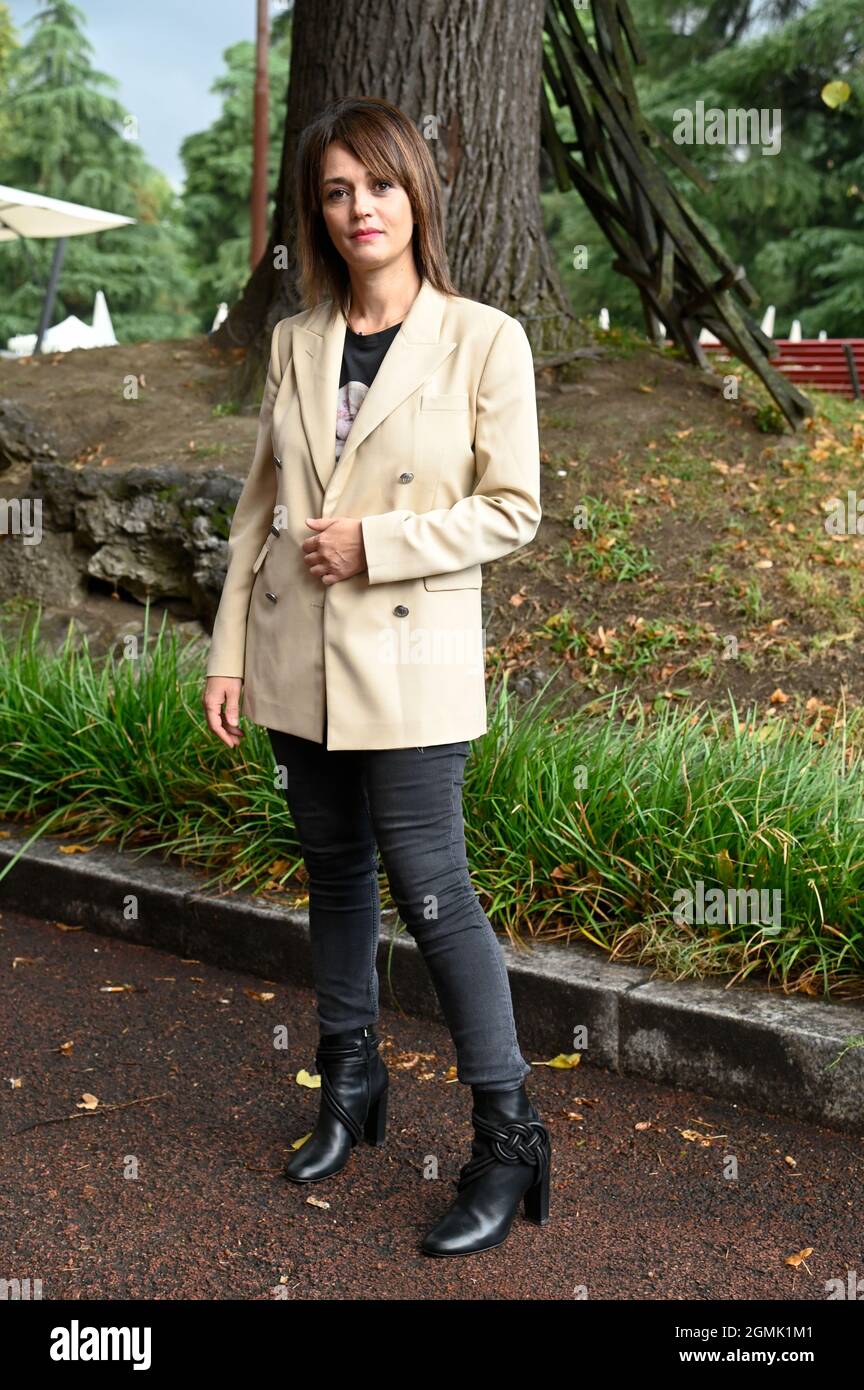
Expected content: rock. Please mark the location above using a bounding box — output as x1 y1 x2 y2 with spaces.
0 398 63 474
20 460 242 618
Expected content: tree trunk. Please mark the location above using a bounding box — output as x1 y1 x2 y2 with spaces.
213 0 572 394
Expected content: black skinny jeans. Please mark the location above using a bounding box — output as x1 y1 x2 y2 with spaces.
267 721 531 1090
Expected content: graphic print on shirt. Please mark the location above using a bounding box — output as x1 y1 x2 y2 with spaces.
335 380 369 463
336 320 402 463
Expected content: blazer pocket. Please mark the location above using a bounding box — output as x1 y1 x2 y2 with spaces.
420 392 470 411
423 564 482 591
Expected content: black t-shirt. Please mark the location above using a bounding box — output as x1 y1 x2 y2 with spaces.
336 321 402 462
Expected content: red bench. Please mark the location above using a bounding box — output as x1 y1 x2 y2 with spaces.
704 339 864 399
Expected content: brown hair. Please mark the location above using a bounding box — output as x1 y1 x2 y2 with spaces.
294 96 459 318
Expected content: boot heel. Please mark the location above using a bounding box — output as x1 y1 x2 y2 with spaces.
364 1086 388 1146
523 1164 550 1225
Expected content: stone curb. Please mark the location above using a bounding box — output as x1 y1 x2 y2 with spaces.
2 824 863 1136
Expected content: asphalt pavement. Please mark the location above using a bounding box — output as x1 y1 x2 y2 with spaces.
2 907 861 1302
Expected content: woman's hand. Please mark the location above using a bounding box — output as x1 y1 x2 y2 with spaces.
203 676 244 748
303 516 367 584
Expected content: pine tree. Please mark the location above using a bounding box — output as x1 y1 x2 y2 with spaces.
636 0 863 335
179 17 292 324
544 0 864 337
0 0 195 342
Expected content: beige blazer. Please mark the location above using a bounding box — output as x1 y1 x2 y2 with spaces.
205 276 542 749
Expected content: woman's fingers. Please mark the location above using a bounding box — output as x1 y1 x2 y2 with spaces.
203 677 244 747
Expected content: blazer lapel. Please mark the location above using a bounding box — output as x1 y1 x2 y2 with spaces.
292 276 457 497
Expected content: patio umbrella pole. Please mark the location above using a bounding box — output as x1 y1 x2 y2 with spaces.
34 236 67 354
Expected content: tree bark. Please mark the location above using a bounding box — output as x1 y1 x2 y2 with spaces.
212 0 572 394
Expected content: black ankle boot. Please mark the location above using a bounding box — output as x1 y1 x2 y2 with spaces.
420 1083 551 1256
283 1025 389 1183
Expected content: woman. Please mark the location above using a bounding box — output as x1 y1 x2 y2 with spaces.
202 95 550 1258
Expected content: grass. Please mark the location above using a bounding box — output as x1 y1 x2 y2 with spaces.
562 495 655 582
1 604 863 1000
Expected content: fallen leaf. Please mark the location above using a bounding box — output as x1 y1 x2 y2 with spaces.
306 1196 330 1209
678 1129 715 1146
77 1093 100 1110
536 1053 581 1070
58 845 93 855
294 1068 321 1089
785 1247 814 1268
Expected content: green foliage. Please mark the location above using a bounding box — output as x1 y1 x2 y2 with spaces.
0 0 197 344
753 401 786 432
179 25 292 324
0 2 18 152
0 1 295 341
542 0 864 337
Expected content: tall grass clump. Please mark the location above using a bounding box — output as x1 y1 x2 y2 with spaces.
468 676 864 997
1 605 862 997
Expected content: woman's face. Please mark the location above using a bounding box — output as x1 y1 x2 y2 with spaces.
320 139 414 273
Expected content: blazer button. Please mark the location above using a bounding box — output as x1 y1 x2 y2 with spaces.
273 455 282 469
265 591 278 603
270 523 280 536
393 605 409 617
398 472 414 483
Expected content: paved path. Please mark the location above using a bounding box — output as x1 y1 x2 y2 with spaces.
1 909 860 1301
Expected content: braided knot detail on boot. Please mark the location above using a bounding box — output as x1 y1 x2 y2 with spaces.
456 1115 551 1191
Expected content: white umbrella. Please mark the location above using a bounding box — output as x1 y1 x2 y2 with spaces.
0 183 135 352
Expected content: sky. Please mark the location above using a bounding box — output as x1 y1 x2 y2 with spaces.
7 0 280 190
